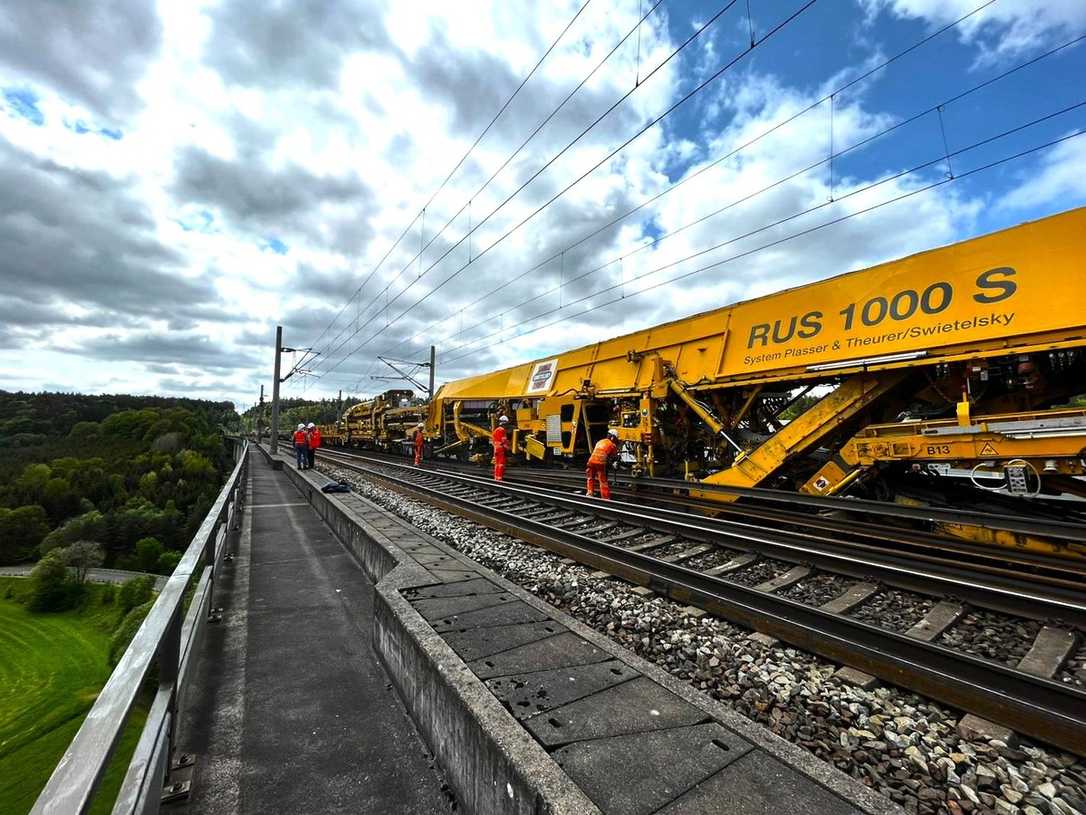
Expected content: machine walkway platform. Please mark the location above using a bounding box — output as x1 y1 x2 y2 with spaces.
174 447 896 814
175 451 452 814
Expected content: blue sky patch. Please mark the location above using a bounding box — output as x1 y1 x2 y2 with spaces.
2 87 44 125
263 237 289 255
66 117 124 140
176 210 215 233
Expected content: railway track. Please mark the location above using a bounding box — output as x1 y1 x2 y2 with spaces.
328 447 1086 585
318 447 1086 755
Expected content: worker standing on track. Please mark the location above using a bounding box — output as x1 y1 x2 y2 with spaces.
293 423 308 469
413 424 425 466
586 429 620 499
306 422 321 469
492 415 510 481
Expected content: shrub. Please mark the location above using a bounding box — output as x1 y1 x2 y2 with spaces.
109 600 154 667
27 550 81 612
156 550 182 575
100 583 117 605
118 575 154 613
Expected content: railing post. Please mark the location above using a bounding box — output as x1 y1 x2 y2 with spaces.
203 517 221 619
158 605 182 779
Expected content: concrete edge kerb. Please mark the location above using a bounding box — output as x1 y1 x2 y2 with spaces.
255 445 599 815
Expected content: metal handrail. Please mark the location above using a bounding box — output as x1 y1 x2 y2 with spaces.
31 440 250 815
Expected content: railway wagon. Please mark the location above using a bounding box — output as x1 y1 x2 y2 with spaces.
330 389 427 453
422 208 1086 550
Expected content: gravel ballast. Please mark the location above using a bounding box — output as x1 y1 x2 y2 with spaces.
322 464 1086 815
938 612 1044 669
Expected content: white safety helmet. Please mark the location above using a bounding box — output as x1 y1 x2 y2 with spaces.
607 428 619 439
307 422 316 428
297 423 305 430
499 415 509 424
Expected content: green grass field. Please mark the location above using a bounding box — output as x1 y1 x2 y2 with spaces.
0 579 147 815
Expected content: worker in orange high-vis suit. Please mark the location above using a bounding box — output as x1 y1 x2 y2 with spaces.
292 423 308 469
586 429 620 499
306 422 321 469
492 415 510 481
413 424 425 466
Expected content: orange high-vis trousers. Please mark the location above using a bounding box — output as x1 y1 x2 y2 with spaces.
414 444 423 466
494 448 507 481
586 463 610 499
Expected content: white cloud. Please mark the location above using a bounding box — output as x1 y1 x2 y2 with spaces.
997 135 1086 211
861 0 1086 62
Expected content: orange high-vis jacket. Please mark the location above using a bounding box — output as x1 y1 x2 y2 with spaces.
309 428 322 449
293 429 307 445
492 425 508 450
588 438 618 466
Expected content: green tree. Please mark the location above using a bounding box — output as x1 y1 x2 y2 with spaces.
68 420 101 439
62 541 105 583
39 510 107 555
134 537 164 573
42 476 80 523
0 505 49 564
14 462 51 503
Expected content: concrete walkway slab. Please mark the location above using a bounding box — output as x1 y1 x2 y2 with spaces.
552 723 752 815
444 621 564 662
487 659 638 721
468 631 611 679
176 452 451 814
525 676 709 747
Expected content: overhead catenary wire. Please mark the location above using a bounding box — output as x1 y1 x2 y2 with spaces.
439 111 1086 367
426 32 1086 352
301 0 595 373
399 0 1007 348
309 0 735 378
315 0 820 380
307 0 670 380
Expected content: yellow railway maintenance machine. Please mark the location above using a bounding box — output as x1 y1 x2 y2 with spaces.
335 390 427 452
425 208 1086 556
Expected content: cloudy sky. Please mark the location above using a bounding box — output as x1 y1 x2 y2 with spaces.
1 0 1084 411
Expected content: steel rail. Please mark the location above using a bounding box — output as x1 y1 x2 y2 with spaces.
321 443 1086 545
320 450 1086 620
452 461 1086 579
327 450 1086 755
31 441 249 815
320 446 1086 590
627 473 1086 542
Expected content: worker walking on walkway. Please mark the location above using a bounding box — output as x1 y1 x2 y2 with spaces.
293 423 309 469
586 429 620 499
413 424 425 466
306 422 321 469
492 415 510 481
